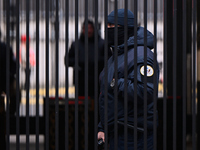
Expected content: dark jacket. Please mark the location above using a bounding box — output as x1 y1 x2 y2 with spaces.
98 27 159 133
0 41 16 93
68 34 111 97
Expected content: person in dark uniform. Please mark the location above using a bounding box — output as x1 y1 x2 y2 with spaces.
0 30 17 115
97 9 159 150
67 20 112 98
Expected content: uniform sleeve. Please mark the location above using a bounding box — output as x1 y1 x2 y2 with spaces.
117 63 155 105
117 77 144 105
98 122 104 132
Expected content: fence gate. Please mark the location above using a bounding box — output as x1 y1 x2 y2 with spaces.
0 0 199 150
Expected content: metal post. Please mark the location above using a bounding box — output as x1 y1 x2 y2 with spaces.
197 0 200 149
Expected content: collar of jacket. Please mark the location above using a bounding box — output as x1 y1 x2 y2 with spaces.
110 44 133 56
110 26 154 51
110 46 123 55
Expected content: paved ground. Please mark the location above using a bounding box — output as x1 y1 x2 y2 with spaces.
10 135 44 150
9 136 194 150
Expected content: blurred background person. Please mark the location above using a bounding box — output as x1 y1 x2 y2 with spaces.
0 29 17 115
19 35 36 89
66 20 112 98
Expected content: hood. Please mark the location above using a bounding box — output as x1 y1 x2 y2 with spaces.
108 9 134 27
111 27 154 54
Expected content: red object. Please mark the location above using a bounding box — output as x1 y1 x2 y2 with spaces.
68 101 83 105
78 96 91 100
21 35 30 42
49 97 85 105
167 96 181 99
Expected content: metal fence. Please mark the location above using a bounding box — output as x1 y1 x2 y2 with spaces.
0 0 199 150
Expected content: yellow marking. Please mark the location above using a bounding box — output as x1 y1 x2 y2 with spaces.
4 86 75 105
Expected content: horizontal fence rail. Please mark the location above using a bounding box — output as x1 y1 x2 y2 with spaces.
0 0 199 150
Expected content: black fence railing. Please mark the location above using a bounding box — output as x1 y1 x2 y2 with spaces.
0 0 199 150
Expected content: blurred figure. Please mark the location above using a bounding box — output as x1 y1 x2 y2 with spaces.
20 35 36 89
0 29 17 115
67 20 112 98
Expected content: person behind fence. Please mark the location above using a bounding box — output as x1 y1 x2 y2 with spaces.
0 29 17 115
97 9 159 150
66 20 112 98
19 35 36 89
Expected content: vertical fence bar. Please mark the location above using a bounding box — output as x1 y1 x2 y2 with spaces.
192 0 197 149
163 0 167 149
15 0 20 149
6 0 10 149
172 0 177 149
75 0 79 149
65 0 69 149
45 0 50 149
55 0 59 149
94 0 99 149
36 0 40 149
153 0 158 149
104 0 108 149
143 0 148 149
134 1 138 150
197 0 200 148
182 0 187 149
124 1 128 150
26 0 30 148
114 1 118 149
84 0 89 149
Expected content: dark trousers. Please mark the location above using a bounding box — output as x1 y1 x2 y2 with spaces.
109 128 154 150
24 68 31 89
